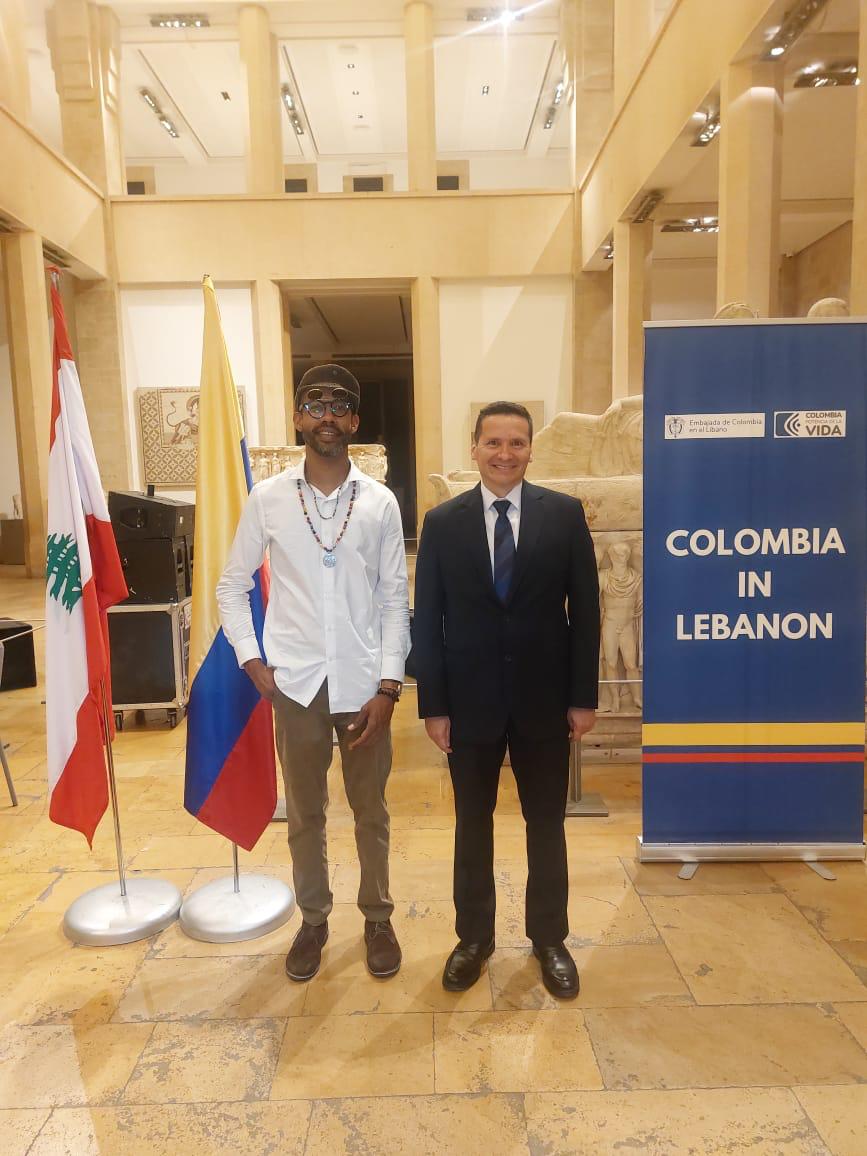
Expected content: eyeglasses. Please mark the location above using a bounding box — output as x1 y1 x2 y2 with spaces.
301 399 355 419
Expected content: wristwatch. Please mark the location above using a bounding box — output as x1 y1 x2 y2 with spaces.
377 682 401 702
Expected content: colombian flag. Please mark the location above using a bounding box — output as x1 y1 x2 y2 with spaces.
183 276 276 849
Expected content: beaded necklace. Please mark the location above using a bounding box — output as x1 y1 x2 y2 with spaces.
297 478 358 568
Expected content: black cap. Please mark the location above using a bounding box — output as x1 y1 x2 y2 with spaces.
295 364 360 410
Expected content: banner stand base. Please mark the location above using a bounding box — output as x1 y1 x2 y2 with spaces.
180 874 295 943
637 838 866 863
63 878 182 946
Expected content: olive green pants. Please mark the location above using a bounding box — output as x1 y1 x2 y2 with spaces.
273 680 393 926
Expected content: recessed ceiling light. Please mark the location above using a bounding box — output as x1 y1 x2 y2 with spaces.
763 0 830 60
347 63 356 70
139 87 181 138
794 59 859 87
221 91 231 101
691 111 720 147
481 84 490 95
357 114 364 119
661 217 719 234
352 89 360 95
149 14 209 29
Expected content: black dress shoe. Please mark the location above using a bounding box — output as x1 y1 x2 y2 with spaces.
442 939 495 991
533 942 580 1000
285 921 329 982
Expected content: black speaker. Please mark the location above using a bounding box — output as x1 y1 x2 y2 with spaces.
117 537 190 603
0 620 38 691
108 491 195 542
108 606 189 707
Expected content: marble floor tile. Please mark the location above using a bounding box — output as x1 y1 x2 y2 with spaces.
114 955 307 1021
795 1085 867 1156
832 939 867 982
762 862 867 943
0 1024 153 1108
489 945 692 1011
834 1001 867 1049
0 871 58 934
524 1088 829 1156
623 858 779 895
0 1109 51 1156
272 1012 435 1099
123 1019 285 1104
303 952 493 1015
332 856 455 903
29 1102 312 1156
128 831 277 870
305 1093 529 1156
585 1005 867 1089
0 913 151 1026
644 893 866 1003
433 1009 602 1093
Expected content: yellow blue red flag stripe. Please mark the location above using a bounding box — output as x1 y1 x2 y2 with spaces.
183 276 276 850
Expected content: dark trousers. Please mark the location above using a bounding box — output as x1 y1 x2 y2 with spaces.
447 727 570 945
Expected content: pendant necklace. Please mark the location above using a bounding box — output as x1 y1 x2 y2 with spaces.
297 478 358 567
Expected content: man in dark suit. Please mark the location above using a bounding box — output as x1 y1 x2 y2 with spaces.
413 401 600 999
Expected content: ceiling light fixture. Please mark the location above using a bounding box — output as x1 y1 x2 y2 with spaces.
542 105 556 129
553 79 565 104
691 111 720 147
347 63 356 69
602 239 614 260
139 87 180 138
467 6 525 24
661 217 719 234
631 189 663 224
794 59 859 87
149 14 209 29
280 84 305 135
762 0 829 60
481 84 490 95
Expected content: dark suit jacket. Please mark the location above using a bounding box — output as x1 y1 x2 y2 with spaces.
413 481 600 744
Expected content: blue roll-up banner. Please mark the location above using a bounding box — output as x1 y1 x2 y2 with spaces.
642 319 866 861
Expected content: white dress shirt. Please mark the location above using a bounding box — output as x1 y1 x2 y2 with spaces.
480 481 522 574
216 461 410 713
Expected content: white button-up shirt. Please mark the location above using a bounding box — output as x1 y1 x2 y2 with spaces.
216 461 410 713
480 481 522 574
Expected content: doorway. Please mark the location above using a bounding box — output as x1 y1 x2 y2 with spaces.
284 284 416 538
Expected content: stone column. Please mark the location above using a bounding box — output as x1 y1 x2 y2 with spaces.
73 270 132 493
404 0 437 192
850 0 867 313
48 0 124 194
411 276 442 521
612 219 652 398
613 0 652 108
251 280 289 445
3 234 51 577
0 0 31 123
239 5 283 195
716 61 783 317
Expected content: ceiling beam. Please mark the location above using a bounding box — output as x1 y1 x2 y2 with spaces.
0 106 107 278
579 0 785 268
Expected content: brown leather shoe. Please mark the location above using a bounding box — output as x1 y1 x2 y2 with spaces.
285 921 328 982
364 919 402 978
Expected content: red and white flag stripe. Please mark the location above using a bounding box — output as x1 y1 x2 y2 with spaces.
46 278 128 845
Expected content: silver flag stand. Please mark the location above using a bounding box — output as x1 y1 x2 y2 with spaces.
179 840 295 943
566 738 609 817
63 682 182 945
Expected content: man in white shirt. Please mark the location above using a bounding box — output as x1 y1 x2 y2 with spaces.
217 364 410 982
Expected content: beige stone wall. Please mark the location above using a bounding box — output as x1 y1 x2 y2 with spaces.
780 223 853 319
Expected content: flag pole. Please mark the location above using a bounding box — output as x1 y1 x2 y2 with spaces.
62 677 182 945
99 679 127 897
232 842 240 894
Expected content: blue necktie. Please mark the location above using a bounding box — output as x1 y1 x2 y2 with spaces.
492 499 516 604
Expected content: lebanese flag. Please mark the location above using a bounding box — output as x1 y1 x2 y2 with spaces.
46 276 128 846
